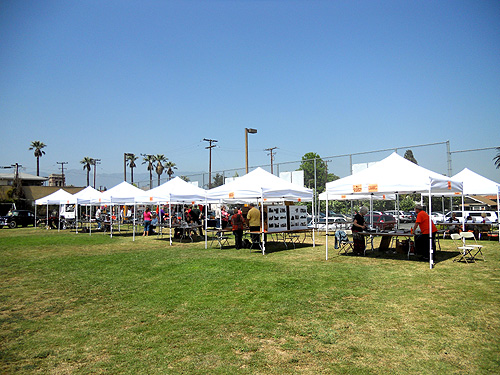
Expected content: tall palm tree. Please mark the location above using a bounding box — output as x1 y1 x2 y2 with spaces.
142 154 156 189
80 157 94 186
154 154 168 186
29 141 46 176
494 147 500 169
165 161 177 180
126 154 139 184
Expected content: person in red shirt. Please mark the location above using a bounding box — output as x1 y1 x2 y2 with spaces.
412 204 437 259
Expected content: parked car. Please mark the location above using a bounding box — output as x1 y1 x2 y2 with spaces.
384 210 413 223
0 210 36 228
430 211 446 223
364 213 396 231
443 210 498 224
405 211 417 222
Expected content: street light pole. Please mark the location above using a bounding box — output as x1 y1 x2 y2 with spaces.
203 138 218 189
245 128 258 174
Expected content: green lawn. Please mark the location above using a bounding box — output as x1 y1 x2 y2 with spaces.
1 228 499 374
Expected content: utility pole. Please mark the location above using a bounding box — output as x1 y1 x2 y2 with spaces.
203 138 218 189
264 147 278 174
56 161 68 186
93 159 101 189
324 159 332 182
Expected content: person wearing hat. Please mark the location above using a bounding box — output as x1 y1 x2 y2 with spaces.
412 204 437 260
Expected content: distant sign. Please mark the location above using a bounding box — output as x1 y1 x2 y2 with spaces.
352 162 377 175
279 170 304 187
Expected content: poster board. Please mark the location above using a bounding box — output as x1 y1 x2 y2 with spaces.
267 205 287 232
289 205 308 230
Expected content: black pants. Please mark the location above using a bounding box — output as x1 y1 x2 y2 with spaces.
233 229 243 249
249 226 260 247
414 233 436 257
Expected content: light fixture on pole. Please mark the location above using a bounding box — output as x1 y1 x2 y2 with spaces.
245 128 257 174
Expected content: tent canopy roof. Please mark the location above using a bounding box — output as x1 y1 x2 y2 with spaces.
207 167 313 202
323 152 462 196
452 168 500 196
140 177 207 203
35 189 76 205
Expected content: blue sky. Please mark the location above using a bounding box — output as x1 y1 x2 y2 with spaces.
1 0 499 188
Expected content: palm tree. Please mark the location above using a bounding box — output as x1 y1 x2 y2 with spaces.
142 154 156 189
80 157 94 186
165 161 177 180
494 147 500 169
126 154 139 184
154 154 168 186
29 141 46 176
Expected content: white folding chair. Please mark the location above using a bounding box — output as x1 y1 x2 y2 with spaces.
451 233 475 264
460 231 484 261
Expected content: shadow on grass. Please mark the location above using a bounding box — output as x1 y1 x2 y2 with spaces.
339 249 462 264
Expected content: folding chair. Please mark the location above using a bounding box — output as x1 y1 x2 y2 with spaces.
460 231 485 261
451 233 475 264
338 230 354 255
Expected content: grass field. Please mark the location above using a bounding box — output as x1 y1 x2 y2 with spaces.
1 228 499 374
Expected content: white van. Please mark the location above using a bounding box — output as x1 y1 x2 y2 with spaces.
444 211 498 224
59 204 76 220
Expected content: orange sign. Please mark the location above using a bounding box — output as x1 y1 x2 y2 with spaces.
297 198 301 202
149 196 153 201
353 184 362 193
341 195 346 199
368 184 378 192
229 192 234 199
447 181 452 190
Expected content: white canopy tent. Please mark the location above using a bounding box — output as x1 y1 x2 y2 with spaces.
139 177 208 246
452 168 500 243
90 181 147 240
320 153 463 267
72 186 104 234
35 189 77 230
207 167 314 254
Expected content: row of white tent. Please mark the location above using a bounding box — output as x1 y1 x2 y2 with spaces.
35 168 315 253
35 153 500 264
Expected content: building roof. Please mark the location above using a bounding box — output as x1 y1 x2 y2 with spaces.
0 172 48 182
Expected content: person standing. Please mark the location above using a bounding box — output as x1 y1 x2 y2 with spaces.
412 204 437 260
95 206 102 230
190 205 203 236
143 207 152 236
246 203 261 247
351 206 368 255
221 206 230 229
231 208 244 249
